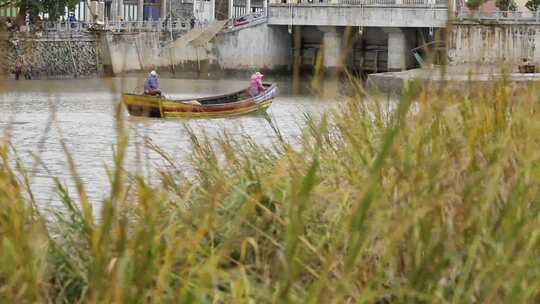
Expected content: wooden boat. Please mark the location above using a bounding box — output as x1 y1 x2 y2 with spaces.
122 83 277 118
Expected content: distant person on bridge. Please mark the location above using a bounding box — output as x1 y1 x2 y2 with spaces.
144 70 162 96
249 72 265 96
69 13 77 28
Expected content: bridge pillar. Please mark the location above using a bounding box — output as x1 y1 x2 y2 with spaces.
320 26 343 72
229 0 234 19
161 0 167 19
317 26 342 96
111 0 117 21
110 0 123 22
293 26 302 94
118 0 125 21
85 3 92 22
138 0 144 21
384 28 415 71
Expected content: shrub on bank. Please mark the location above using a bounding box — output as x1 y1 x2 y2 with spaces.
1 79 540 303
465 0 484 10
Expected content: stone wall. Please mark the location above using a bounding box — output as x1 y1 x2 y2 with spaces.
449 23 540 65
215 0 230 20
0 33 99 78
0 21 292 78
171 1 194 19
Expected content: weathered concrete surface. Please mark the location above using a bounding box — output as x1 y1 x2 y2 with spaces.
385 27 416 71
268 4 448 28
105 32 204 74
213 22 291 70
97 33 113 75
105 21 292 74
319 26 342 69
368 64 540 92
449 23 540 65
105 21 230 74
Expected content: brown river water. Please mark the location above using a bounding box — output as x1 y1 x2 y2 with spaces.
0 76 336 213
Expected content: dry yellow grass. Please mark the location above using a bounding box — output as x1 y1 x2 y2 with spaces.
1 78 540 303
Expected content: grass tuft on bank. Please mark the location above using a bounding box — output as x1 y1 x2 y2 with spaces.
1 79 540 303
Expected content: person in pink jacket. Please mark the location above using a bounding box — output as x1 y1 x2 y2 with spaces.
249 72 265 96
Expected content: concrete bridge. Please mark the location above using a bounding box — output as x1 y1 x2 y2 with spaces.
102 0 450 74
259 0 449 72
51 0 453 73
10 0 540 78
267 0 448 28
6 0 451 76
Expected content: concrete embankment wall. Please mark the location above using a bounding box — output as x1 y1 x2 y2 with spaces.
0 32 99 78
212 23 291 72
105 22 292 75
105 32 204 74
449 23 540 65
0 22 291 78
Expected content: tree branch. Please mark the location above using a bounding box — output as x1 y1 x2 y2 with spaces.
0 0 20 9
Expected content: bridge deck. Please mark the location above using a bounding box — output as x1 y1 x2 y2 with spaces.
268 2 448 28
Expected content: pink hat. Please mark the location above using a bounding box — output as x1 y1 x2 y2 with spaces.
251 72 263 80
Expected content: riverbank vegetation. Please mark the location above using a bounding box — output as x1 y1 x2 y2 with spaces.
1 79 540 303
0 0 80 23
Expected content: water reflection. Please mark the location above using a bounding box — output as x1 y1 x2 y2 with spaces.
0 76 335 213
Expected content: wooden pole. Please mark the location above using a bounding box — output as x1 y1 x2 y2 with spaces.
67 40 79 77
168 47 176 75
134 36 144 71
196 47 201 77
292 25 301 95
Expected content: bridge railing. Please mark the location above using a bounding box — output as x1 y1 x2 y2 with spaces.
104 20 194 32
270 0 447 6
339 0 394 5
42 21 90 32
41 19 195 33
231 10 267 27
457 9 540 22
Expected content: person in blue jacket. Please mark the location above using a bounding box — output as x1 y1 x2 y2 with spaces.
144 70 161 96
69 13 77 28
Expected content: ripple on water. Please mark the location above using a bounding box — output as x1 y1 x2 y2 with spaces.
0 76 335 214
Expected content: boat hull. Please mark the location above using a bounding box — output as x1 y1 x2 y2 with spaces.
122 84 276 118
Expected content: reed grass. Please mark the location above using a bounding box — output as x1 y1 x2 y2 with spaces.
1 78 540 303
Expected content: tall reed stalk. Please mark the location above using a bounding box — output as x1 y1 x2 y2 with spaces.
1 79 540 303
